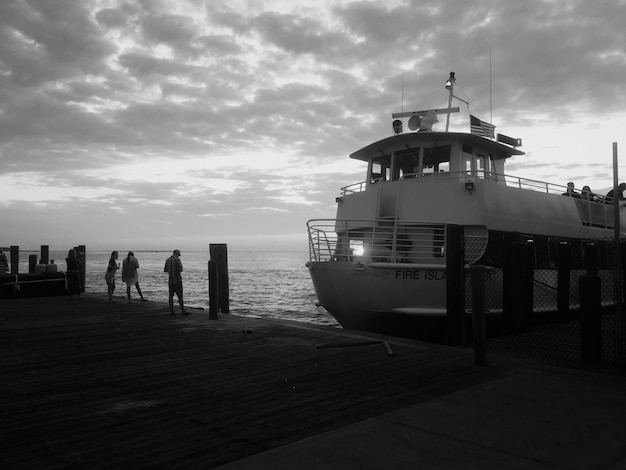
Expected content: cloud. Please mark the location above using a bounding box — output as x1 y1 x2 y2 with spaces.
1 0 625 252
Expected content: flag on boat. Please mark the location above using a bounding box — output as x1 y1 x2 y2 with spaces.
470 115 495 139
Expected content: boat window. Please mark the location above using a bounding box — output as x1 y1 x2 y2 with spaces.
395 147 420 179
422 145 451 174
476 154 487 179
462 145 473 175
462 147 490 179
370 156 391 182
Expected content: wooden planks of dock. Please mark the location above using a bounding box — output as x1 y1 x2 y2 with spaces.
1 294 513 469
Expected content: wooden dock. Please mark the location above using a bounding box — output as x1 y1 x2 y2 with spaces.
1 294 516 469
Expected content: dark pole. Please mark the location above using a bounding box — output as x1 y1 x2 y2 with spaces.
209 244 230 314
580 275 602 362
29 255 37 274
557 241 571 321
10 246 19 274
613 142 623 365
40 245 49 265
74 245 86 293
208 260 219 320
445 225 465 346
471 265 487 365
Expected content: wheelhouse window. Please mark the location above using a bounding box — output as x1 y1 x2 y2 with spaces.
463 146 493 180
394 147 420 179
476 154 487 179
422 145 451 175
463 145 473 175
370 155 391 183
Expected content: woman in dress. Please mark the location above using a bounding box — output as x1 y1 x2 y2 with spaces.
105 251 119 302
121 251 146 303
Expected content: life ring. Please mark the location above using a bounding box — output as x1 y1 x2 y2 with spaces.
353 261 366 271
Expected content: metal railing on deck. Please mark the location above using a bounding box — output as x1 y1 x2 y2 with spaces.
307 219 448 265
340 171 606 199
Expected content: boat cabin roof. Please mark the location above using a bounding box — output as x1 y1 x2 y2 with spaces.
349 132 525 162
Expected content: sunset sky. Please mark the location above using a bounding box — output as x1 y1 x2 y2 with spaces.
1 0 625 252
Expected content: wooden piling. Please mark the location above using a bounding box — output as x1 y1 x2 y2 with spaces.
557 241 571 321
40 245 49 265
29 255 37 274
208 260 219 320
209 243 230 314
10 246 19 274
73 245 86 292
445 225 465 346
507 241 534 333
471 265 487 366
580 275 602 362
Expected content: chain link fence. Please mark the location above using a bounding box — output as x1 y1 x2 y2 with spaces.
467 238 625 374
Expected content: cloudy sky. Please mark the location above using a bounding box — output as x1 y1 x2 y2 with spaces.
1 0 625 252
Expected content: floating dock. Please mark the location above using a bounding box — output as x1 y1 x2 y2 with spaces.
1 294 626 468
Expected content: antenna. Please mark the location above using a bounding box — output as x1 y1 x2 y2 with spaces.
489 46 493 123
401 73 404 113
444 72 456 132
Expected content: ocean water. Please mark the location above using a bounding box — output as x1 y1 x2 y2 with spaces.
15 250 338 327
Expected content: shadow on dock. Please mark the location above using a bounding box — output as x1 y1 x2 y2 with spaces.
1 294 509 469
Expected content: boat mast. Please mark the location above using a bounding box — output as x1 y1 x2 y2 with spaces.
444 72 455 132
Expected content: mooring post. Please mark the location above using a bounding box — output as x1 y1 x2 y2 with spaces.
580 274 601 362
502 232 520 331
557 241 571 321
209 243 230 314
74 245 86 293
10 246 19 274
40 245 49 265
208 260 219 320
445 225 465 346
471 265 487 366
508 241 534 333
28 255 37 274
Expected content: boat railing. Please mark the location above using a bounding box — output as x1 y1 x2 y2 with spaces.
307 219 450 265
339 171 606 199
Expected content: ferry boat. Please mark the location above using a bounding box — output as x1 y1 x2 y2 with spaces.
306 72 624 341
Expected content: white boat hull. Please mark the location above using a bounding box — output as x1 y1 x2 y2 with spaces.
308 256 616 341
308 260 451 339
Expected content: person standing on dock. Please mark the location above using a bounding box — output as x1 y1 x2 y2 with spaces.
122 251 146 303
164 249 187 315
105 251 119 303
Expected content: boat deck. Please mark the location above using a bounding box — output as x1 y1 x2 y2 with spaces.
2 294 626 468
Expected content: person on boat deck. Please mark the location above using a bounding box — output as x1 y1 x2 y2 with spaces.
562 182 581 198
605 182 626 203
122 251 146 303
581 185 597 202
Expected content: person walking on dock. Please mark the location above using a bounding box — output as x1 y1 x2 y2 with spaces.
122 251 146 303
164 249 187 315
105 251 119 303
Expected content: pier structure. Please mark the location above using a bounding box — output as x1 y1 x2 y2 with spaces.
1 294 626 468
0 244 85 298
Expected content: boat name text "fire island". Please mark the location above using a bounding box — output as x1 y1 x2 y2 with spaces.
396 270 446 280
